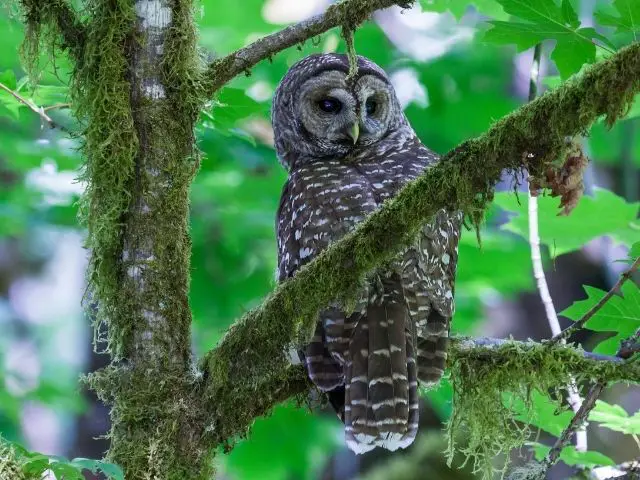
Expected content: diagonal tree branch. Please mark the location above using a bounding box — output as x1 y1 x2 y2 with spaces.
201 44 640 444
0 81 71 133
204 0 412 96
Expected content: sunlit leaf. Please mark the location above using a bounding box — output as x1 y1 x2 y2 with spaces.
529 442 616 467
494 188 640 256
508 389 572 437
560 282 640 354
483 0 616 78
419 0 507 20
590 400 640 436
595 0 640 37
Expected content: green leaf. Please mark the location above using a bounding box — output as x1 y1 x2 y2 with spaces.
456 229 534 295
29 83 68 106
0 69 17 90
49 461 85 480
71 458 125 480
529 443 616 467
589 400 640 435
483 0 615 78
494 188 640 256
595 0 640 37
0 71 23 120
508 390 572 436
419 0 507 20
560 282 640 354
561 0 579 29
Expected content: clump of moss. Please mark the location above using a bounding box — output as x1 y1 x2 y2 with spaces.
0 438 29 480
70 0 138 358
84 364 214 480
445 339 638 478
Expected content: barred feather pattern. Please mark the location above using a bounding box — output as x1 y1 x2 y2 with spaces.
274 54 461 454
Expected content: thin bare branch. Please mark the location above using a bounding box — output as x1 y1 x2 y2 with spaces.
551 257 640 345
43 102 71 112
540 322 640 477
542 382 605 472
0 81 71 133
204 0 412 95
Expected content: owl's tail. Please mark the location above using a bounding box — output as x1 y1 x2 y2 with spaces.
344 280 418 454
417 310 449 385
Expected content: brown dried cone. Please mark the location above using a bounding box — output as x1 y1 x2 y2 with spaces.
528 140 589 216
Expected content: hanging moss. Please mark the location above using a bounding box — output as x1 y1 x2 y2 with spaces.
19 0 86 74
446 339 640 478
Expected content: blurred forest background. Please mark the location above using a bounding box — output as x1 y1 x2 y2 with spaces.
0 0 638 478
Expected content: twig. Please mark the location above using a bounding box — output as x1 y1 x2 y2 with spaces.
551 257 640 345
543 382 605 469
592 460 640 479
540 326 640 477
43 102 70 112
204 0 412 95
0 82 70 133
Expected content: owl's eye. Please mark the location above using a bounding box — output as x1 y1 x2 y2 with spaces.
365 98 377 115
318 97 342 114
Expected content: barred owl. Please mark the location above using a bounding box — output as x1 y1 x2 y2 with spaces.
273 54 461 454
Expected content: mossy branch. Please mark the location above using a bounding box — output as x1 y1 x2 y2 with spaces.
201 42 640 443
19 0 86 63
205 334 640 446
204 0 413 95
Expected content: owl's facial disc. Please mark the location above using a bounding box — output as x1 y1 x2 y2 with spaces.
297 70 394 153
355 75 393 146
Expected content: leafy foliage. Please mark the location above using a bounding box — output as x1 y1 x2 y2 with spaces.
595 0 640 38
590 399 640 435
1 438 124 480
561 282 640 354
494 188 639 256
482 0 615 78
529 443 615 468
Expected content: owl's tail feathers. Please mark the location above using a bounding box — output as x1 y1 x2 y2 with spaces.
417 310 450 385
344 291 418 454
303 321 344 391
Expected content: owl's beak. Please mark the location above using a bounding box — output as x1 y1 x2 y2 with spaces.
346 122 360 145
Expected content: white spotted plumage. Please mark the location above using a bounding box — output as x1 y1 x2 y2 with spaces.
273 54 461 454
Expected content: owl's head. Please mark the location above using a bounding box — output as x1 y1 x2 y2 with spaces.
272 54 407 169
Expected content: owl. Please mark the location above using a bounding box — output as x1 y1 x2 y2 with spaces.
273 54 461 454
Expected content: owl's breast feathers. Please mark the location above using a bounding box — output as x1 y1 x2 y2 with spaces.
276 133 461 453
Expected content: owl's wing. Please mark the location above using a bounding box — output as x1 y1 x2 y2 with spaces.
397 141 462 384
276 162 376 394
